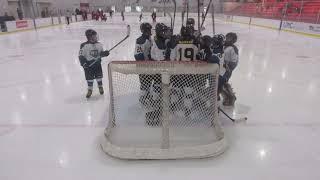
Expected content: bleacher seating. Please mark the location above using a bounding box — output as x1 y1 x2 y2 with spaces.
227 0 320 24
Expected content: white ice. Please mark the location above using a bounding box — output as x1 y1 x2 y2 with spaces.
0 14 320 180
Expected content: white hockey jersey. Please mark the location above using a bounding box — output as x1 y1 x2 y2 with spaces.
134 35 152 61
79 42 104 62
150 36 168 61
170 39 199 61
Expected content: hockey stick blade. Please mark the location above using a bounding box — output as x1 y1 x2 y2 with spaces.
218 107 248 123
232 117 248 123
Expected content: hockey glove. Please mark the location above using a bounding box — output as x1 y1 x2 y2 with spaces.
101 50 110 57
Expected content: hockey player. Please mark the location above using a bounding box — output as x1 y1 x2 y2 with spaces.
145 23 170 125
211 34 226 101
223 32 238 82
196 35 220 111
186 18 201 37
198 35 219 64
170 26 199 61
79 29 110 98
198 35 220 88
139 12 143 22
151 11 157 23
221 32 238 106
212 33 236 106
134 23 153 106
151 23 170 61
186 18 195 29
169 26 200 117
212 34 225 57
121 11 124 21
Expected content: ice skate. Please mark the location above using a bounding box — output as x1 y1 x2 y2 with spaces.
86 89 93 98
99 86 104 95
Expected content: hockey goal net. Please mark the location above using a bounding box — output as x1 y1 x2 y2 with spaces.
101 61 227 159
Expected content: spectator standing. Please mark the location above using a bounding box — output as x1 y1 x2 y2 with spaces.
17 8 23 20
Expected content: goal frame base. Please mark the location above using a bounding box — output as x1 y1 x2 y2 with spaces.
101 129 228 160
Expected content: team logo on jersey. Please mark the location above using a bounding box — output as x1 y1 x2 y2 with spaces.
79 50 83 56
90 50 99 58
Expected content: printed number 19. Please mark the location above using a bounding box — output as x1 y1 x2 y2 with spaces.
179 48 194 61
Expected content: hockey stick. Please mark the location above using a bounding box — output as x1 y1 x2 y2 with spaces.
186 0 189 25
197 0 200 32
166 11 173 29
200 0 213 29
88 25 130 67
108 24 131 52
218 107 248 123
172 0 176 31
211 2 215 35
197 0 201 40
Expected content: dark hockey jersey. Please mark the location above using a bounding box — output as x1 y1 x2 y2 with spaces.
198 48 220 64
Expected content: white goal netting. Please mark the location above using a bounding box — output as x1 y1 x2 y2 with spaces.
101 61 227 159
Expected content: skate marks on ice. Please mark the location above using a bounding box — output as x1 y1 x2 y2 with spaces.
64 93 107 104
0 54 24 65
296 55 311 59
0 126 17 137
295 55 319 64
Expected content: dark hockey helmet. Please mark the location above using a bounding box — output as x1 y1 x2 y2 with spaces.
155 23 169 38
85 29 97 38
140 22 152 35
186 18 195 27
85 29 98 42
180 26 194 38
212 34 225 47
225 32 237 45
200 35 212 49
215 34 225 43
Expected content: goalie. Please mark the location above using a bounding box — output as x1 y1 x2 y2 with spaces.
220 32 239 106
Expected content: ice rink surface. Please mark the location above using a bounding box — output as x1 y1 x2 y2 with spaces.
0 14 320 180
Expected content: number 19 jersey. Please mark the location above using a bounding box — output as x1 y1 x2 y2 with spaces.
170 39 199 61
